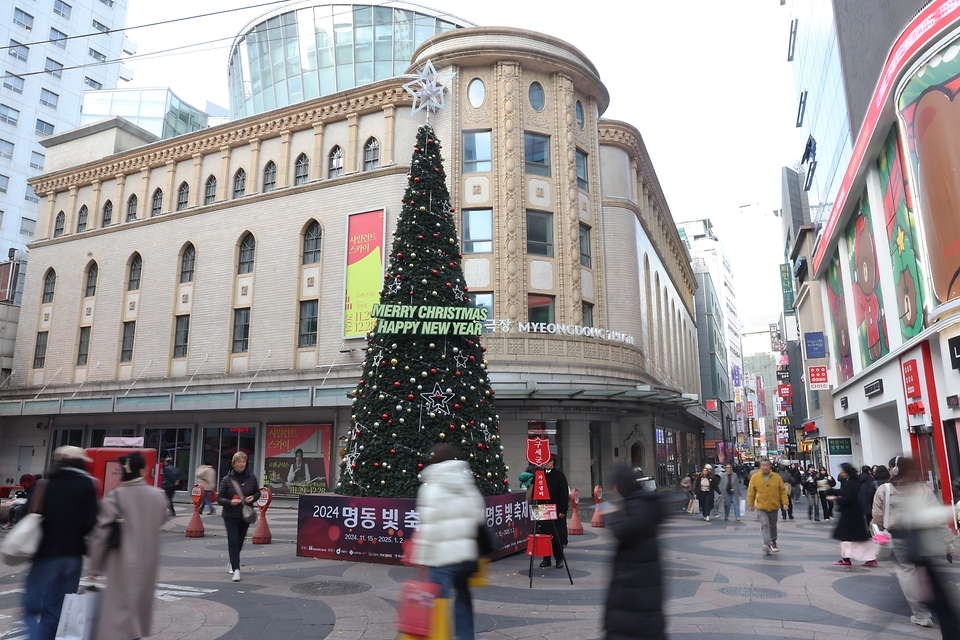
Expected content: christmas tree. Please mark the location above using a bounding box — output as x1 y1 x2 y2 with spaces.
336 121 509 498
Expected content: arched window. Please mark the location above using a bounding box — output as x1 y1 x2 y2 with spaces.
233 168 246 198
180 244 196 283
53 211 65 238
76 205 88 232
41 269 56 303
294 153 309 186
204 175 217 205
101 200 113 226
303 221 322 264
176 181 189 211
126 194 138 221
151 188 163 216
238 233 256 274
85 263 98 297
363 138 380 171
128 254 142 291
262 161 277 193
328 146 343 178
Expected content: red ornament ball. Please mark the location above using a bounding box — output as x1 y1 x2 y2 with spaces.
390 449 396 454
433 233 439 238
408 394 415 400
374 462 380 468
351 464 357 469
394 381 401 388
432 269 439 275
414 177 420 183
418 463 424 469
450 207 456 212
455 371 461 377
468 355 475 362
445 282 452 288
454 404 460 410
467 340 474 346
430 368 437 374
382 413 389 420
397 253 403 259
418 235 424 240
477 443 484 449
449 424 456 430
414 147 420 152
427 139 433 144
434 168 440 173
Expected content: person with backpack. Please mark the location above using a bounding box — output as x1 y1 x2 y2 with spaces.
161 458 181 517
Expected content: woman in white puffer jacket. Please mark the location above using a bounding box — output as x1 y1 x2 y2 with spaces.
411 444 486 640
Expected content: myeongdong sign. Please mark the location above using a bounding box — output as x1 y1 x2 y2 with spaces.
370 304 635 345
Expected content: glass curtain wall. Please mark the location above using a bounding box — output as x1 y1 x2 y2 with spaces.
203 426 258 485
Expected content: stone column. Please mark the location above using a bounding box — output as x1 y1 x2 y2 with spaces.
114 174 126 224
66 186 78 234
191 153 203 207
382 105 395 166
218 146 231 201
138 167 150 219
90 180 101 230
165 160 176 213
555 74 581 325
248 139 261 193
494 62 524 325
346 114 359 173
278 131 291 188
44 192 56 238
311 123 325 181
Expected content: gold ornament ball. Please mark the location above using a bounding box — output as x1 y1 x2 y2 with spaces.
429 343 436 349
460 396 466 402
505 466 510 471
404 365 410 371
439 433 446 439
469 453 475 459
411 253 417 258
379 394 386 400
431 291 438 296
485 391 491 396
429 412 436 418
460 424 466 431
422 371 429 377
381 480 386 485
390 358 398 366
486 472 492 478
420 206 426 211
402 469 407 474
392 433 397 438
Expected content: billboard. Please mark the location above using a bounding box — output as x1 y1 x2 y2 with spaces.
264 424 332 495
343 209 386 337
845 192 890 367
780 264 795 314
826 255 854 381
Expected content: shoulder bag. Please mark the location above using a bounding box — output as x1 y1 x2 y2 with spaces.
230 478 258 524
106 489 123 549
0 480 47 565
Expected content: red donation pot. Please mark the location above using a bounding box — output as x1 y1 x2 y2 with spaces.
590 485 605 528
252 487 273 544
185 484 205 538
567 488 583 535
526 533 554 557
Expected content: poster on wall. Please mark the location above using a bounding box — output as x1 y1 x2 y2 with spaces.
264 424 332 495
877 127 926 338
845 193 890 368
297 492 531 564
826 256 854 381
897 33 960 303
343 209 386 338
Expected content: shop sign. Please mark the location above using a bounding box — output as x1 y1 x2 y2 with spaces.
776 366 791 381
704 440 718 449
525 437 551 466
947 395 960 409
808 365 829 390
907 401 926 416
747 401 754 417
297 492 531 564
526 421 547 436
804 332 827 359
778 384 793 398
732 365 741 387
827 437 853 456
780 263 795 315
778 416 792 427
734 387 742 403
902 359 921 399
864 379 884 397
705 399 718 411
803 420 818 433
950 336 960 370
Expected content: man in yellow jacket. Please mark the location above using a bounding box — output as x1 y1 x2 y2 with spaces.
747 458 789 555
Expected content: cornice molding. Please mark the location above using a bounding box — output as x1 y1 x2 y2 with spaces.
30 81 413 196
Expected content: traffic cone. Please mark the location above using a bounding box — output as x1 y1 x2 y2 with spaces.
567 488 584 535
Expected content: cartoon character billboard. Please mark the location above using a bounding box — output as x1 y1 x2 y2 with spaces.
897 34 960 303
877 127 926 339
826 255 854 382
845 192 889 368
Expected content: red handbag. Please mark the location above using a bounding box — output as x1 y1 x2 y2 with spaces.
396 580 440 636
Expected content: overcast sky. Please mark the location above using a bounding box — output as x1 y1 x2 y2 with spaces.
123 0 798 331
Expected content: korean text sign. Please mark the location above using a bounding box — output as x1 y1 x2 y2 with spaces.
297 492 532 564
343 209 385 337
264 424 331 495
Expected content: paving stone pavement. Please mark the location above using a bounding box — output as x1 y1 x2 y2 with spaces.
0 494 957 639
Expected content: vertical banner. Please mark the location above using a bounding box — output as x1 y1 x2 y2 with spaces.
344 209 386 337
264 424 332 495
780 263 795 315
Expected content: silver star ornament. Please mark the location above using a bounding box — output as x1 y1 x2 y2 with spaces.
402 60 456 121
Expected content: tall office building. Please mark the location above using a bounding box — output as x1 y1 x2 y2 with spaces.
1 0 133 259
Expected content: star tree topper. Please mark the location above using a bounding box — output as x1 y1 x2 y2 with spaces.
402 59 456 121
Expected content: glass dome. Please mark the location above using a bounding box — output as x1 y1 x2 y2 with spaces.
227 2 474 119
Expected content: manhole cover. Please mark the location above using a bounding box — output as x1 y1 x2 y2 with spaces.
717 587 786 599
291 581 371 596
663 569 700 577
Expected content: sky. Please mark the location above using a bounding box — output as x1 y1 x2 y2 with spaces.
122 0 799 330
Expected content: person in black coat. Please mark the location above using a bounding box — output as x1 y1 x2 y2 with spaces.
827 462 873 566
539 454 569 568
217 452 259 582
857 466 878 527
604 464 666 640
22 446 99 640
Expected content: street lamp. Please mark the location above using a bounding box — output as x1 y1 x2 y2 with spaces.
714 397 736 465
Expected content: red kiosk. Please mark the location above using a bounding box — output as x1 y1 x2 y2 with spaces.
84 447 159 498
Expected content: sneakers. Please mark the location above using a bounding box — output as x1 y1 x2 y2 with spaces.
763 545 772 555
834 559 852 566
770 543 779 552
910 615 933 628
705 516 711 522
724 516 729 521
862 560 879 567
232 569 241 582
735 518 740 522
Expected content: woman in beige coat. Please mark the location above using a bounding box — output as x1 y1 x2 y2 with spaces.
88 451 169 640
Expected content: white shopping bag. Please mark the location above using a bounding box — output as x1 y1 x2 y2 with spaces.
55 589 99 640
739 499 747 515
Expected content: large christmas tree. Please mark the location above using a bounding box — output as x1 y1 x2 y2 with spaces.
336 121 509 498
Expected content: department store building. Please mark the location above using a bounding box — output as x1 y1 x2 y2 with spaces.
0 2 715 496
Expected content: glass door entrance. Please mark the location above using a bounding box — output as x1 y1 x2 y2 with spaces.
203 427 258 485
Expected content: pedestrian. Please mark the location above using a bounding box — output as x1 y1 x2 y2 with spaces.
789 464 802 512
195 463 217 515
539 454 569 568
817 467 836 520
828 463 876 567
747 458 789 554
858 465 878 528
217 451 259 582
161 457 180 517
873 456 957 633
87 452 168 640
719 463 742 521
5 474 36 528
518 463 536 490
874 465 891 485
803 466 821 521
778 465 794 521
410 444 485 640
696 465 717 522
603 464 666 640
22 446 98 640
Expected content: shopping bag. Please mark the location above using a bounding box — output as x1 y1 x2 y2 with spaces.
55 590 99 640
0 513 42 565
685 499 695 514
398 596 450 640
841 540 877 563
396 580 441 636
468 558 490 587
740 499 747 515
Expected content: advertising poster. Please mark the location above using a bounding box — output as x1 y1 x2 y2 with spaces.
826 256 854 381
264 424 331 495
297 492 532 564
845 193 890 367
343 209 385 337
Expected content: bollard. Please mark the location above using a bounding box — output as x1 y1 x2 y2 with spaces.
567 488 584 535
185 484 205 538
590 485 605 528
252 486 273 544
